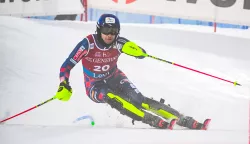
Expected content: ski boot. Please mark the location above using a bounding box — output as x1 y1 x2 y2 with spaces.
105 92 176 129
177 115 211 130
142 111 176 129
142 97 211 130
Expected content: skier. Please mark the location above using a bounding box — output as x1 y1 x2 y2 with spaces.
55 14 210 130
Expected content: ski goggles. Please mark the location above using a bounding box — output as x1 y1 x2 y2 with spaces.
100 27 119 35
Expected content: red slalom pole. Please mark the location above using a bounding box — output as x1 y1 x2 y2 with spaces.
147 55 241 86
0 97 56 123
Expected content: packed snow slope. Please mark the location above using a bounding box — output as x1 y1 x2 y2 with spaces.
0 16 250 144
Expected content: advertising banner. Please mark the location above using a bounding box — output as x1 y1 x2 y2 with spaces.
0 0 84 16
88 0 250 25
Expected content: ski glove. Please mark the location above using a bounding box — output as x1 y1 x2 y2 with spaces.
135 48 147 59
122 41 147 59
55 80 72 101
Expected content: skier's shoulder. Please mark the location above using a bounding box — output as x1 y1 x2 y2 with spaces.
116 36 129 45
77 34 96 49
85 34 96 44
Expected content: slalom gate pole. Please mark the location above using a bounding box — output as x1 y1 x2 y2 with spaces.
147 55 241 86
0 97 56 123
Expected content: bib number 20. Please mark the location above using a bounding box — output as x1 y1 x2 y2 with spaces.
93 65 110 72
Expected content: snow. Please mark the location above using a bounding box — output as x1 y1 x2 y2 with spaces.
0 16 250 144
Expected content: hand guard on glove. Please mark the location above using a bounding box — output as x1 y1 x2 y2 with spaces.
55 80 72 101
135 47 147 59
121 41 147 59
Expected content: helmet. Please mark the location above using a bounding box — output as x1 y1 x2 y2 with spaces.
96 14 120 35
96 14 120 46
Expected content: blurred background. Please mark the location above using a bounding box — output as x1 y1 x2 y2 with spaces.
23 0 249 30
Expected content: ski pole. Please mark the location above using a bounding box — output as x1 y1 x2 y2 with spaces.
121 41 241 86
0 96 56 123
146 54 241 86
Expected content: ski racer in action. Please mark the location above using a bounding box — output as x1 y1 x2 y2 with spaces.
55 14 210 130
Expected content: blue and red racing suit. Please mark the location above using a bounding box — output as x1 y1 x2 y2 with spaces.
59 34 146 107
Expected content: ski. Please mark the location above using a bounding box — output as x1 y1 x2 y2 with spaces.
166 118 211 130
201 119 211 130
167 119 177 130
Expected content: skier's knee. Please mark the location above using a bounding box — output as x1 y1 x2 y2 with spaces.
119 79 145 108
88 83 109 103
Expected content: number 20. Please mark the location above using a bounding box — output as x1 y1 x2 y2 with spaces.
93 65 110 72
